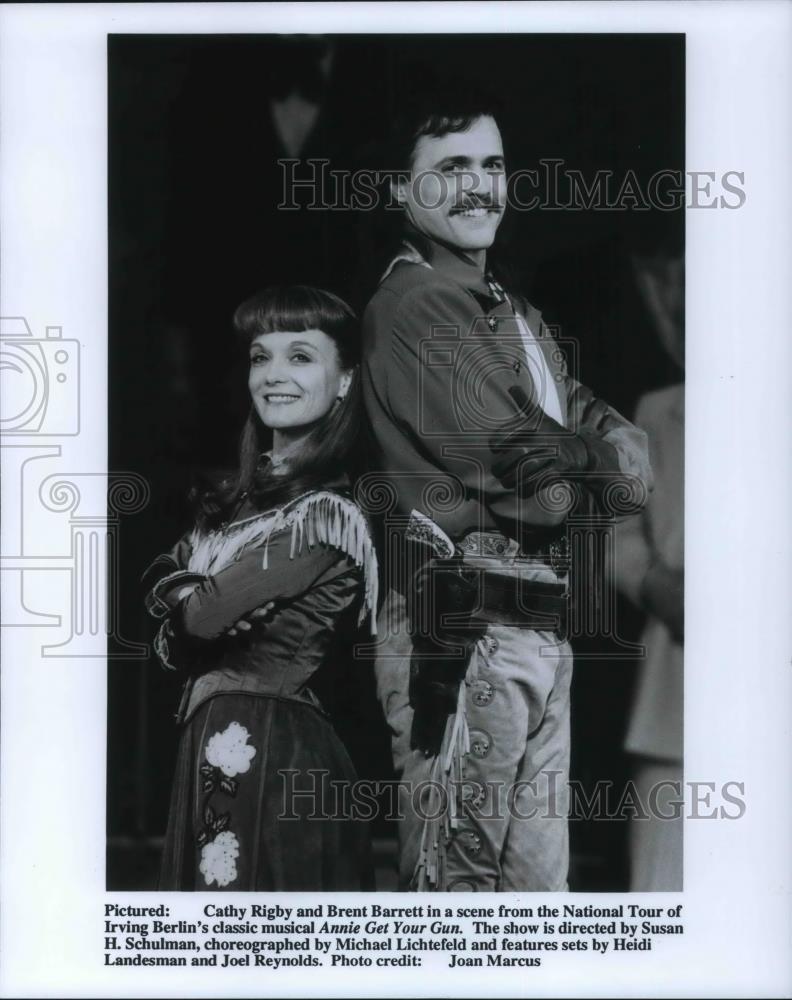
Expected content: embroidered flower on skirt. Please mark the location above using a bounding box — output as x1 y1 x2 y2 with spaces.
204 721 256 778
199 830 240 888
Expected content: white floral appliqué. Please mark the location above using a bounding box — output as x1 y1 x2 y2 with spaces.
204 721 256 778
199 830 240 888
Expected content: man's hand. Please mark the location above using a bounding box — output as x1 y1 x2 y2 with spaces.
227 601 277 637
490 388 620 494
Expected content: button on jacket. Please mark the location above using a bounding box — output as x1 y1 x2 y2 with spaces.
361 231 653 892
361 233 653 546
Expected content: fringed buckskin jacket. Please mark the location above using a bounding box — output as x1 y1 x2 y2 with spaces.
142 479 378 724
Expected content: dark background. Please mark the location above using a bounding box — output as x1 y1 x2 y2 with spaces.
108 33 684 889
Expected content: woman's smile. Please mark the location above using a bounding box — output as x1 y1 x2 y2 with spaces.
263 392 301 404
248 328 351 446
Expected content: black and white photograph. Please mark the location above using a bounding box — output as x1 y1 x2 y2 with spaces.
108 31 684 896
1 3 790 997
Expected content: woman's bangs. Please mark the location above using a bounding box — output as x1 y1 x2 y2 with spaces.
234 286 352 342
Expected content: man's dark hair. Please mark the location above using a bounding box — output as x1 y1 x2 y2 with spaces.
388 79 505 171
351 79 507 306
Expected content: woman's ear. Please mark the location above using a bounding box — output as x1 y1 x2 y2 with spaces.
337 370 353 401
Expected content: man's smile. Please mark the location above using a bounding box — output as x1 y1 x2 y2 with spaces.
450 205 502 217
452 208 495 219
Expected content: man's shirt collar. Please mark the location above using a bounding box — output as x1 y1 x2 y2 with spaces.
382 227 496 301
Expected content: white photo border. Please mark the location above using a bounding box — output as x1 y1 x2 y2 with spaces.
1 2 790 997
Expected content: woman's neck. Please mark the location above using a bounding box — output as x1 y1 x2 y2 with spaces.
271 427 311 470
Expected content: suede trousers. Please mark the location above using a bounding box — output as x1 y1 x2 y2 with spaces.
376 585 574 892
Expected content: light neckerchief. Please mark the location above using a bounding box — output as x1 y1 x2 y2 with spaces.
481 274 564 424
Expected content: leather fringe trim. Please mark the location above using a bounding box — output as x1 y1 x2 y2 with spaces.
414 668 472 892
153 620 178 672
187 491 379 632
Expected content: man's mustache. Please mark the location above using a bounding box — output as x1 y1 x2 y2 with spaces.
450 197 504 212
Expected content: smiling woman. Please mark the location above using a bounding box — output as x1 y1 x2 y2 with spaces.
248 328 352 450
142 285 377 891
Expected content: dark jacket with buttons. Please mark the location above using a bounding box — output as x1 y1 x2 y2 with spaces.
360 233 652 549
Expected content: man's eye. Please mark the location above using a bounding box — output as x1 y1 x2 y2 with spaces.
441 163 465 174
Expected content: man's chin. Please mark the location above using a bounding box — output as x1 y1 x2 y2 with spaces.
454 233 498 252
447 219 501 251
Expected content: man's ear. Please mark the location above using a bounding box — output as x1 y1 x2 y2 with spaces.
391 176 409 207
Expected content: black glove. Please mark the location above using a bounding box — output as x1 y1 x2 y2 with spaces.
490 386 620 494
408 558 478 638
407 558 484 757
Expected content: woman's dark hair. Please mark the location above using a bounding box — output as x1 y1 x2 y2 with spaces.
195 285 362 528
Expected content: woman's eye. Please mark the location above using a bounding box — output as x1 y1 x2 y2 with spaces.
441 163 464 174
291 352 312 363
250 354 267 366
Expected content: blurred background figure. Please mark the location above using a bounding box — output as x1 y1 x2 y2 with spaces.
532 212 684 888
614 248 684 891
267 36 335 157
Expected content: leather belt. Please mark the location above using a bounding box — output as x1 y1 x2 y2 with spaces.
458 529 571 575
470 575 568 635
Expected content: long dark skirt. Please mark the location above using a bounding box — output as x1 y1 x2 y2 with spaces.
159 693 374 891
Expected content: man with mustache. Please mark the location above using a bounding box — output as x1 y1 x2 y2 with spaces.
360 89 652 892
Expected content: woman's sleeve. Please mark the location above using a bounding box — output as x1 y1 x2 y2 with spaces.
142 531 192 583
142 531 202 620
173 528 356 642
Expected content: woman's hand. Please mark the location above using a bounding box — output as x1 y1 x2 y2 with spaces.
226 601 277 637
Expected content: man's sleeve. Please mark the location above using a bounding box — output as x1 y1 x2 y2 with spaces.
564 374 654 516
387 281 572 532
